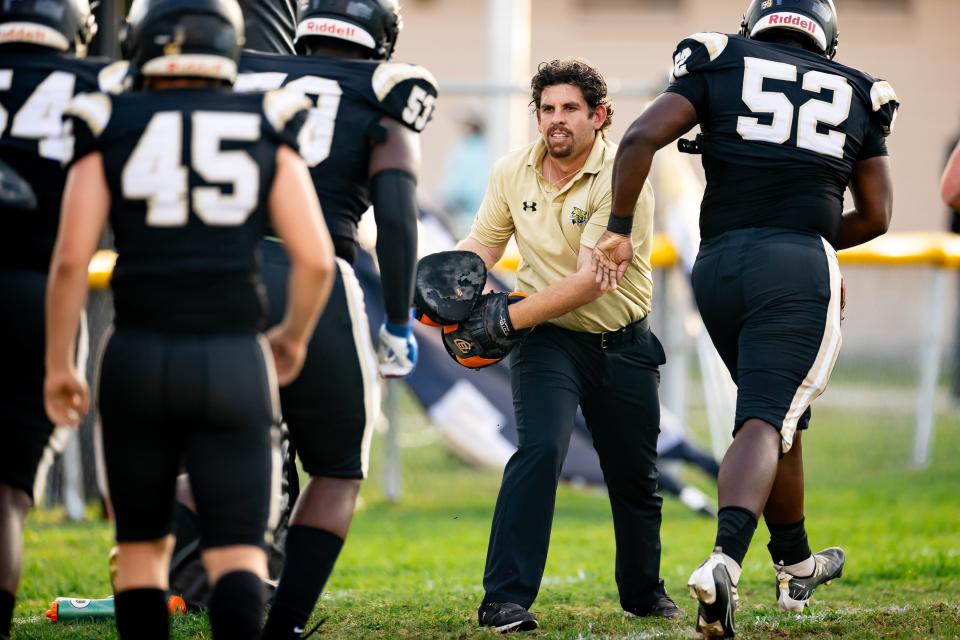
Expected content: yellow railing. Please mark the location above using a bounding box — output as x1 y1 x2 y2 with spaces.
489 230 960 273
84 231 953 469
89 231 960 289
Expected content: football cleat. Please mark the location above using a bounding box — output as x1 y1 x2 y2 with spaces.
775 547 845 612
688 548 738 638
477 602 539 633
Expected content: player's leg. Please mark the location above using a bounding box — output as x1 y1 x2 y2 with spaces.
764 430 808 563
0 269 62 637
261 249 378 639
765 425 845 611
0 484 29 638
478 325 587 631
185 334 279 640
687 231 782 637
98 330 183 640
581 326 680 618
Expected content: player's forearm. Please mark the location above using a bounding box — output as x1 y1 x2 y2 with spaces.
942 143 960 210
612 93 698 219
45 262 87 372
835 208 890 250
611 133 656 220
283 258 334 343
372 169 418 324
508 269 602 330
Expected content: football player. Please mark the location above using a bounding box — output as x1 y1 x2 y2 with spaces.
237 0 296 54
594 0 897 636
0 1 103 635
233 1 438 636
43 0 335 637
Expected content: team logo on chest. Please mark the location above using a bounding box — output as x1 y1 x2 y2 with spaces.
521 201 538 212
569 206 590 227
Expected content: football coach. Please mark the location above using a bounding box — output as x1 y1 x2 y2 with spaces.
453 59 681 632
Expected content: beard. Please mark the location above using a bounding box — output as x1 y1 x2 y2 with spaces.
545 129 575 158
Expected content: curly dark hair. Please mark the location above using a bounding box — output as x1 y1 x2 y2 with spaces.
530 59 613 132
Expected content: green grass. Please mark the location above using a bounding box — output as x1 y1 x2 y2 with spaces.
13 393 960 639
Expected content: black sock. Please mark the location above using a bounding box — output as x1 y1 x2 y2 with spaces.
172 504 199 558
115 588 168 640
767 518 812 566
715 506 758 566
0 589 14 639
262 526 344 639
208 570 265 640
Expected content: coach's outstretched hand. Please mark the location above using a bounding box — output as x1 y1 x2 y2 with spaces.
44 368 88 428
591 230 633 291
267 325 309 387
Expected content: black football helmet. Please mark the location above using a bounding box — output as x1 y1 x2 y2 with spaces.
294 0 401 60
0 0 96 55
740 0 839 59
122 0 245 84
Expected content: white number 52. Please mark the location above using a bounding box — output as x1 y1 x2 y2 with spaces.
737 57 852 159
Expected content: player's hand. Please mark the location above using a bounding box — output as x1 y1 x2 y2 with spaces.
44 368 89 428
266 325 308 387
591 230 634 291
378 321 419 378
840 278 846 323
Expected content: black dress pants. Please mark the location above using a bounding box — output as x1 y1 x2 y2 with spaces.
482 320 666 611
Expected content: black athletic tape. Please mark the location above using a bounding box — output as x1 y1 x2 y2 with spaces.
371 169 419 323
606 213 633 235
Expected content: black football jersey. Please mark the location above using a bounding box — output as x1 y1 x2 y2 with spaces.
236 51 438 259
238 0 297 54
666 33 899 245
0 48 109 271
64 88 313 334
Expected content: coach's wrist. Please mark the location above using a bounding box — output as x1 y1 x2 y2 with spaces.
606 213 634 235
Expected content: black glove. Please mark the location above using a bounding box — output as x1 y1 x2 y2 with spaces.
442 292 529 369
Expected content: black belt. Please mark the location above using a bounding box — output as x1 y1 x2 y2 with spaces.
562 316 650 350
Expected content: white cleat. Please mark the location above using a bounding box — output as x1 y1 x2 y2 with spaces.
688 547 739 638
775 547 845 612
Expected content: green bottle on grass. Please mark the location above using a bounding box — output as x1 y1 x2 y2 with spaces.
45 595 186 622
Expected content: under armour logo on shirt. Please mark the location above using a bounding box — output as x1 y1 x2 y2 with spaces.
522 201 538 212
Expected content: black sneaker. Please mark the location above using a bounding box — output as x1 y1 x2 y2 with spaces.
477 602 539 633
775 547 845 612
687 548 738 638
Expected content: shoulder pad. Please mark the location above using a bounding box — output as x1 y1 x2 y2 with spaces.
372 63 438 102
262 87 313 134
670 32 730 81
97 61 131 94
869 80 899 136
64 92 112 137
372 62 439 132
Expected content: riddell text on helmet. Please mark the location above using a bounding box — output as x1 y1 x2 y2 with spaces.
768 14 818 35
305 21 359 39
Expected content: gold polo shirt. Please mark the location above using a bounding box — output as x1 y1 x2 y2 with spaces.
469 133 655 333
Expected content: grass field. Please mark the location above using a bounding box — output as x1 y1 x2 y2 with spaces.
12 385 960 639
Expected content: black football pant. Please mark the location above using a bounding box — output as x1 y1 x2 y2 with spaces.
483 321 666 612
